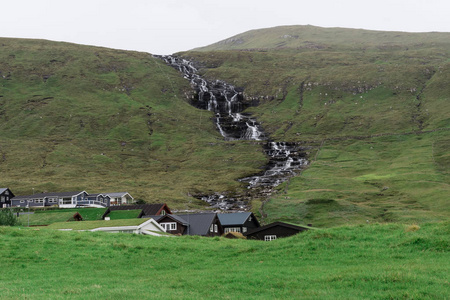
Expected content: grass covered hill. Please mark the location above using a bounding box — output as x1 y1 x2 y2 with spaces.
0 222 448 299
0 38 265 206
181 25 450 226
194 25 450 52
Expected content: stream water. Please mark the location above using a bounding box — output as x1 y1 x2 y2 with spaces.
158 55 308 210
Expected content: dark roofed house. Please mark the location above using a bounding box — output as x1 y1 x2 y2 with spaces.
218 212 260 234
244 222 310 241
162 213 223 236
0 188 15 208
103 203 172 219
151 214 189 235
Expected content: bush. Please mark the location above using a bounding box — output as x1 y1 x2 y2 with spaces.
0 209 19 226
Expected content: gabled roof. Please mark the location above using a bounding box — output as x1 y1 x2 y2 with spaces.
244 221 310 236
104 192 133 199
107 204 171 217
11 191 86 200
0 188 8 194
175 213 217 236
151 214 189 225
218 212 259 226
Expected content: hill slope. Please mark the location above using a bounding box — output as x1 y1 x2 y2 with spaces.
0 38 265 206
182 25 450 226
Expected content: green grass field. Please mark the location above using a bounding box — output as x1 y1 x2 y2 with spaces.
0 222 448 299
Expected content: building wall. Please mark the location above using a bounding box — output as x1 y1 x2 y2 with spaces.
157 215 186 235
205 216 223 237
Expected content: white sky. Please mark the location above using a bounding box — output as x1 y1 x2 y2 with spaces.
1 0 449 54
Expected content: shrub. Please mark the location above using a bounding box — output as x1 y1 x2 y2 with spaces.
0 209 19 226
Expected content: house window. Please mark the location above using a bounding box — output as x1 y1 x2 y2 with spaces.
0 196 4 202
214 224 218 233
264 235 277 241
161 222 176 231
210 224 214 232
62 197 72 205
161 210 166 216
224 227 241 233
35 199 44 203
242 227 247 233
20 200 25 203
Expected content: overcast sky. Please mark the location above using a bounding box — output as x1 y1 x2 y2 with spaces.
2 0 449 54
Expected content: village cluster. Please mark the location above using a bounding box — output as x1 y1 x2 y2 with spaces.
0 187 310 241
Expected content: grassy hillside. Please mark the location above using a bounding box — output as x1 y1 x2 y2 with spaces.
0 38 265 207
0 222 448 299
181 25 450 226
1 26 449 227
194 25 450 51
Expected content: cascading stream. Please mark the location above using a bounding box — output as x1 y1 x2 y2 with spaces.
157 55 308 210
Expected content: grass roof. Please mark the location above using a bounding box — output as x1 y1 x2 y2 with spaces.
108 209 142 220
34 208 107 221
47 218 148 230
18 211 79 226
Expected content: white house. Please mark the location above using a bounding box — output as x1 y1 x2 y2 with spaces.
104 192 134 205
90 218 166 236
49 218 167 236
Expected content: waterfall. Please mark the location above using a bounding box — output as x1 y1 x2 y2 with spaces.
157 55 308 210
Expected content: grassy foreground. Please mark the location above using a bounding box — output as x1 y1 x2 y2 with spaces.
0 222 448 299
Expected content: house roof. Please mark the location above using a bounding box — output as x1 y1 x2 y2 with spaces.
218 212 256 226
0 188 8 194
175 213 217 236
108 204 171 217
104 192 133 199
11 191 86 200
151 214 189 225
244 221 311 236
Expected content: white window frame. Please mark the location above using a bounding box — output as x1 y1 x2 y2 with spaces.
210 224 214 232
224 227 241 233
264 235 277 241
161 222 176 231
214 224 218 233
242 227 247 233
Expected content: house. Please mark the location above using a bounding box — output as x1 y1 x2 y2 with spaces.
244 222 310 241
103 203 172 219
104 192 134 205
0 188 15 208
150 214 189 235
10 191 90 208
84 194 111 207
218 212 260 234
171 213 223 237
47 218 166 236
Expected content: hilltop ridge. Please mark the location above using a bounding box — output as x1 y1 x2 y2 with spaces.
193 25 450 51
